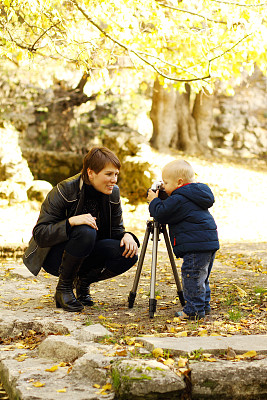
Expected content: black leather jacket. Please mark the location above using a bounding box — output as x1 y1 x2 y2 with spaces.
23 173 139 276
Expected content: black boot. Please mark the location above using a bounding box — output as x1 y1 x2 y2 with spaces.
55 251 84 312
76 278 94 306
76 267 118 305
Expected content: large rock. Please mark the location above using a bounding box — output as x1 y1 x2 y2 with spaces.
191 359 267 399
111 358 186 400
38 336 87 363
0 181 28 203
0 124 34 204
27 180 53 202
0 124 33 185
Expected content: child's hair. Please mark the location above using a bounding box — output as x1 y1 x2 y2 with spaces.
81 146 121 184
163 159 195 183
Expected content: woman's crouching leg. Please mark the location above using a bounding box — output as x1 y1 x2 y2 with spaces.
79 239 138 284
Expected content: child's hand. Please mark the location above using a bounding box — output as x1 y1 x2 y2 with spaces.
147 189 158 203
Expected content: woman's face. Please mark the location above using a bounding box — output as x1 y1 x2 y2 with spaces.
87 163 119 194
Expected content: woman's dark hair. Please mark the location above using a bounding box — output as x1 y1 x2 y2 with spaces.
81 146 121 184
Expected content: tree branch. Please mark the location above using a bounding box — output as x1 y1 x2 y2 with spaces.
156 1 227 24
210 0 267 7
208 33 251 62
70 0 211 82
29 22 61 52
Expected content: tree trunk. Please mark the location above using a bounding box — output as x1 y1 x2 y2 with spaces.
150 78 178 150
192 90 213 148
33 73 97 151
150 78 213 154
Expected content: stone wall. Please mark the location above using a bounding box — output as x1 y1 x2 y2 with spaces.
211 69 267 156
22 149 83 186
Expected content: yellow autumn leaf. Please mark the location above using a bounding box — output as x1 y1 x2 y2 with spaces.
198 330 208 337
178 357 188 367
33 381 45 387
93 384 101 388
45 365 58 372
173 317 181 323
213 321 223 326
156 295 162 300
179 367 189 375
15 354 28 362
57 388 66 393
175 331 187 337
16 343 26 349
152 348 164 358
58 362 68 367
238 350 257 359
116 349 128 356
102 383 112 391
163 358 175 366
98 315 106 320
234 284 247 297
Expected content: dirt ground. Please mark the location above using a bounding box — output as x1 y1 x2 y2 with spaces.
0 150 266 342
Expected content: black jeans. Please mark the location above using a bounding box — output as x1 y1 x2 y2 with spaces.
43 225 138 277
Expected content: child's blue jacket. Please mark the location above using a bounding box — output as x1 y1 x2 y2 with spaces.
149 183 219 258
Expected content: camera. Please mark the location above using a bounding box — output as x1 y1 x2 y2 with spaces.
150 181 168 200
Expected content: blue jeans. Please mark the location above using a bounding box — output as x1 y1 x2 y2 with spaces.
181 251 216 317
43 225 138 277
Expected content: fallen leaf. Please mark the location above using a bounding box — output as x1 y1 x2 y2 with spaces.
102 383 112 391
163 358 175 366
178 357 188 368
234 284 248 297
57 388 66 393
198 330 208 337
175 331 187 337
116 349 128 356
236 350 257 360
58 362 68 367
33 381 45 387
45 365 58 372
152 348 164 358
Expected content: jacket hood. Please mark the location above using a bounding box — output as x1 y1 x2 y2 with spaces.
173 183 215 209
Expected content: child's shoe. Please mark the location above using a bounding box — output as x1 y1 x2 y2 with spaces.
175 311 205 320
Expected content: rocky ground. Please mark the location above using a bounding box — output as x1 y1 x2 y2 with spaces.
0 150 266 399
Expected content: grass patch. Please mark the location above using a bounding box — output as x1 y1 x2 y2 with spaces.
228 309 242 322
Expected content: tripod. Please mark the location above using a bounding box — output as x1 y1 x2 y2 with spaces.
128 219 185 318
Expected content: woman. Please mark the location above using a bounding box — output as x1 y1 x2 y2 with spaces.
23 146 139 312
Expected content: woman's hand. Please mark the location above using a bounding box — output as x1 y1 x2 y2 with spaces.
68 214 98 230
120 233 138 258
147 189 158 203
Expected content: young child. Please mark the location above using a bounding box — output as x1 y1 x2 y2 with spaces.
147 159 219 320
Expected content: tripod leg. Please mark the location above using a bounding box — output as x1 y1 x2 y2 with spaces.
162 226 185 307
149 221 160 318
128 224 150 308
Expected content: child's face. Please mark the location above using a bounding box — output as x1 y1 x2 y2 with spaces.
162 170 180 196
